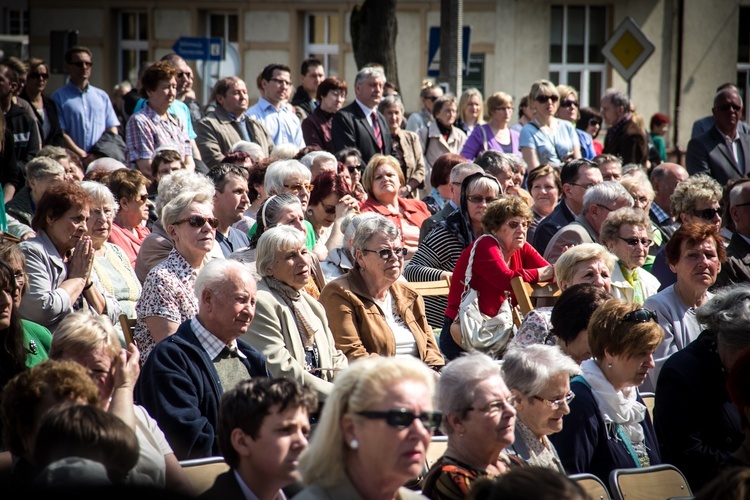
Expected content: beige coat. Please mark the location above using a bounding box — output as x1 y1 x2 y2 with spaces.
194 104 273 168
417 121 467 192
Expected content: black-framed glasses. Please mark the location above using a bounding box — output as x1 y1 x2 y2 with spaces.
284 183 314 193
560 99 579 108
535 94 559 104
357 409 443 431
426 95 439 102
692 208 720 220
467 195 498 204
362 247 407 260
70 61 93 68
506 220 530 230
467 397 518 413
533 391 575 409
270 77 292 87
617 235 653 247
622 308 657 323
718 103 742 113
173 216 219 229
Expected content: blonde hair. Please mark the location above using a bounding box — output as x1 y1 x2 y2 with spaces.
361 154 405 198
555 243 616 286
458 88 485 125
50 312 122 360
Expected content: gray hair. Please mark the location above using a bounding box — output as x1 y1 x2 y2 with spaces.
582 181 633 215
449 162 484 183
436 353 502 435
269 143 300 162
255 225 307 278
354 66 386 87
378 94 404 114
155 170 215 217
300 151 337 170
603 88 629 109
160 190 213 227
475 150 513 178
257 193 302 230
620 169 654 200
230 140 266 161
506 154 528 175
26 156 65 182
342 212 381 259
264 159 311 195
501 345 580 397
350 214 399 265
599 207 651 247
86 157 127 175
195 258 254 300
79 180 119 213
36 145 68 162
696 284 750 351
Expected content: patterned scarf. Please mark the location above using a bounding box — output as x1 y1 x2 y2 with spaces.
620 264 644 305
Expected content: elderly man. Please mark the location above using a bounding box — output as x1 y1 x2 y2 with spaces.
649 162 688 242
544 181 634 263
136 259 270 460
290 58 325 122
196 76 273 168
163 53 203 122
715 179 750 287
6 156 65 227
299 150 337 179
206 164 251 257
601 89 649 166
246 64 305 148
331 67 393 163
686 87 750 185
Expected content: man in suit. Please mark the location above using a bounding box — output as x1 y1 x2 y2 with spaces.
686 87 750 186
690 83 750 140
716 179 750 287
331 66 392 163
601 89 649 166
199 378 318 500
136 259 270 460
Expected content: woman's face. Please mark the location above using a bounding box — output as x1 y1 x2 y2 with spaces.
530 174 560 214
46 205 89 254
124 183 151 224
563 258 611 292
513 372 571 439
8 256 25 308
607 224 650 270
494 216 529 254
556 93 579 122
628 187 652 213
682 199 722 233
371 164 401 202
146 77 177 113
560 330 592 365
267 241 310 291
670 237 721 291
586 120 601 139
356 234 404 284
345 156 363 186
435 103 457 128
458 375 516 450
423 88 443 113
169 202 216 263
310 193 340 229
86 202 115 249
465 186 499 227
464 96 481 122
320 88 346 114
532 91 559 120
26 64 49 94
276 204 307 235
279 175 311 212
607 349 656 390
62 344 115 405
0 279 12 330
491 102 513 128
383 104 403 133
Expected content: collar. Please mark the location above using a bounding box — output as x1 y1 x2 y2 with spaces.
66 80 90 94
650 203 671 224
717 125 740 142
143 102 178 125
166 248 199 282
355 98 377 118
258 96 287 112
191 316 246 360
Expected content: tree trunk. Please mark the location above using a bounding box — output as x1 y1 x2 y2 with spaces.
350 0 400 92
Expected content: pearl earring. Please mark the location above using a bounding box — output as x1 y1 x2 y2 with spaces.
608 361 613 368
349 439 359 450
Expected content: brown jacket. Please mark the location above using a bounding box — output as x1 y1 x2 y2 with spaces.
319 268 444 367
194 104 273 168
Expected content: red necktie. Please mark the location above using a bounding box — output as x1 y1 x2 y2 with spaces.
371 112 383 151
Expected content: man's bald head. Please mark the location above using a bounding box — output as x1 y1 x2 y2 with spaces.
650 162 688 213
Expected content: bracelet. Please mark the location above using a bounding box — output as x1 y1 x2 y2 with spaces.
83 281 93 291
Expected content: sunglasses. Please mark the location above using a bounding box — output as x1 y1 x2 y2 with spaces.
426 95 439 102
622 308 657 323
357 409 443 431
692 208 720 220
29 72 49 79
177 72 193 79
173 215 219 229
347 164 365 174
560 99 579 108
467 195 499 204
136 194 149 203
70 61 93 68
535 94 559 104
284 183 314 193
507 220 530 229
588 118 601 127
718 103 742 113
617 235 653 247
362 247 408 260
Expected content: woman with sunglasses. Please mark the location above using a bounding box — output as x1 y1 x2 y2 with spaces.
599 208 661 305
520 80 581 169
134 190 216 364
555 85 595 160
460 91 521 161
577 107 604 156
319 215 444 370
378 95 426 199
20 58 64 148
336 147 367 202
106 167 152 269
306 169 358 256
422 352 523 498
297 356 439 500
549 299 663 484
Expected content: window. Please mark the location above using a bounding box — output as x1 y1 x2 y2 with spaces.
7 8 28 35
549 5 607 107
738 7 750 116
118 11 149 86
199 12 240 102
304 13 340 76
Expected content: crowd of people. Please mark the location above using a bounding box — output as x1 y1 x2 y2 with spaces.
0 44 749 498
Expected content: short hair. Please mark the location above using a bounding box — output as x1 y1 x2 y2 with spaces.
86 157 127 176
106 168 149 203
582 181 633 215
518 95 529 119
475 150 513 178
351 214 399 266
481 197 532 234
160 190 213 227
264 159 311 195
587 299 664 360
458 88 484 124
342 212 381 259
650 113 670 130
431 154 469 188
603 88 630 109
435 353 502 434
50 311 121 365
354 66 386 87
420 82 440 99
486 91 513 112
556 84 579 102
670 174 722 219
64 46 92 65
577 106 603 131
592 154 622 168
206 163 250 192
550 284 612 345
377 94 404 115
695 284 750 352
139 61 177 97
527 164 562 193
502 345 580 397
155 170 215 217
270 143 300 161
554 243 616 286
449 161 484 183
194 258 253 300
25 156 65 182
336 147 363 165
217 377 318 469
528 80 559 102
361 154 405 197
31 183 93 232
470 467 588 500
560 158 596 186
230 140 266 161
300 151 337 171
316 76 347 102
255 225 307 278
620 169 654 200
36 145 68 163
664 222 725 267
309 169 353 206
299 356 434 487
79 180 119 214
432 93 458 118
300 58 323 76
598 207 651 246
212 76 242 99
464 171 501 199
25 57 46 75
261 63 291 83
247 158 271 200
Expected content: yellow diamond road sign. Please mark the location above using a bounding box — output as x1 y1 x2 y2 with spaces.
602 17 654 81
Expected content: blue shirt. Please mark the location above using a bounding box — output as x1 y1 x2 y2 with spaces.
134 98 197 139
51 81 120 152
519 120 580 167
246 97 305 147
216 227 250 257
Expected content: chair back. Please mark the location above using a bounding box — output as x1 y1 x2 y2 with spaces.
510 276 560 317
179 456 230 496
609 464 692 500
569 473 611 500
640 392 655 419
118 314 136 346
408 277 452 333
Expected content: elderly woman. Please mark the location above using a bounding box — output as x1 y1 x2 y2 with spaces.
422 353 522 498
655 286 750 491
134 190 216 363
527 164 562 243
555 85 595 160
599 208 661 304
106 168 152 269
443 197 554 360
297 356 439 499
307 169 358 255
301 76 347 153
242 226 347 402
18 183 110 333
319 215 444 370
454 87 484 135
418 94 468 190
6 156 65 227
550 299 663 483
359 154 431 259
320 212 380 282
420 153 469 216
404 172 501 330
336 147 367 201
461 91 521 161
642 223 724 392
126 61 193 175
379 95 426 199
508 243 614 355
502 345 581 471
49 312 192 493
520 80 581 169
20 58 64 148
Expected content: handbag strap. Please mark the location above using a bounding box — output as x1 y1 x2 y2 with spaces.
480 124 489 152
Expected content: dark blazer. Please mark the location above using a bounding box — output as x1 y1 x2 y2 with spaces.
715 232 750 288
686 126 750 185
19 92 65 147
603 118 649 165
199 470 304 500
331 100 393 163
419 202 456 243
531 200 576 255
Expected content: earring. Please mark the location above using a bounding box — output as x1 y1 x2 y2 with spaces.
349 439 359 450
608 361 613 368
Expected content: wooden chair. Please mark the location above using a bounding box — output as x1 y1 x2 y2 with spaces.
510 276 560 318
409 277 452 333
640 392 655 419
118 314 136 346
569 473 611 500
179 456 230 496
608 464 692 500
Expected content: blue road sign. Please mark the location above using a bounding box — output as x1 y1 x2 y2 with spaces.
172 37 224 61
427 26 472 77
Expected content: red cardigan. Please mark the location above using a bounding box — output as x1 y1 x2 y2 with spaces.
445 236 549 320
359 196 431 232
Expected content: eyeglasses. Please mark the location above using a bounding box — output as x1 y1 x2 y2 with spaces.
270 77 292 87
91 208 115 219
718 103 742 113
177 72 193 79
467 195 499 204
70 61 93 68
426 95 439 102
569 182 597 190
347 164 365 174
173 215 219 229
136 194 149 203
691 208 720 220
357 409 443 431
535 94 559 104
29 72 49 79
617 235 653 247
560 100 579 108
622 308 658 323
467 397 518 413
595 204 615 213
506 220 530 229
533 391 575 409
283 183 314 193
362 247 407 260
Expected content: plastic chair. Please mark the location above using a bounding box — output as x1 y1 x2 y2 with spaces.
609 463 692 500
569 473 611 500
179 456 230 496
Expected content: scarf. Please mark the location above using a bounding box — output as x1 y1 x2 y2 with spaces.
515 420 565 473
620 264 644 305
436 119 453 140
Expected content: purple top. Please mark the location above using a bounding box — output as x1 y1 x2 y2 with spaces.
460 123 521 161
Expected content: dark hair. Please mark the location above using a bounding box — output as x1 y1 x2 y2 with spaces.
0 260 25 391
294 145 323 161
527 164 562 193
665 222 726 266
693 466 750 500
213 76 242 99
150 148 184 178
222 150 254 167
309 169 353 207
560 158 596 186
550 284 610 345
475 150 507 174
63 46 92 65
106 168 149 202
31 183 93 232
336 147 363 165
207 163 250 192
261 63 291 83
301 58 323 76
0 59 19 87
316 76 347 102
217 377 318 469
250 193 301 249
430 153 467 188
576 106 603 131
247 158 271 200
468 467 587 500
139 61 177 97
